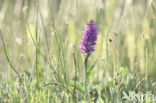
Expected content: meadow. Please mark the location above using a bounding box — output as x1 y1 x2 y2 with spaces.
0 0 156 103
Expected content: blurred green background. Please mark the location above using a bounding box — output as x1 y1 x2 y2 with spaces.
0 0 155 78
0 0 156 102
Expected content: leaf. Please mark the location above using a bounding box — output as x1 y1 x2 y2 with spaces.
68 81 85 93
85 59 98 78
82 54 85 63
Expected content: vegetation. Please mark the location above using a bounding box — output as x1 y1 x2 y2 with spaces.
0 0 156 102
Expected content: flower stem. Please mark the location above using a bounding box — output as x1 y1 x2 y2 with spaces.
84 54 89 99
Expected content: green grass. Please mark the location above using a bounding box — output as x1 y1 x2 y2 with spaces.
0 0 156 103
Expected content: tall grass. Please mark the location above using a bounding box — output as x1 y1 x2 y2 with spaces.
0 0 156 102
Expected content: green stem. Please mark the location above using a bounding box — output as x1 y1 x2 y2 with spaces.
35 1 40 89
84 54 89 100
0 30 23 81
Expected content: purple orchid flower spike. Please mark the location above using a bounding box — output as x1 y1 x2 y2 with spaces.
80 20 98 55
